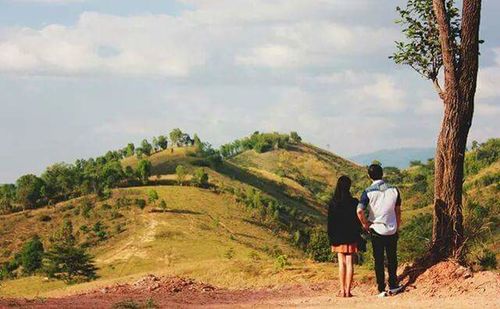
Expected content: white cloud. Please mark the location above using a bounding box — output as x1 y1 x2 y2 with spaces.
477 48 500 99
0 1 396 76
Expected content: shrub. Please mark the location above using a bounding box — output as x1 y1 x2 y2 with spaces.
176 165 187 185
274 255 291 270
80 199 93 219
20 235 44 275
135 199 146 210
191 168 209 188
398 213 432 262
93 221 108 241
159 200 167 212
147 189 159 205
478 249 497 270
307 228 333 262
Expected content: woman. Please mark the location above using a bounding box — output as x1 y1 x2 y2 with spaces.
327 175 361 297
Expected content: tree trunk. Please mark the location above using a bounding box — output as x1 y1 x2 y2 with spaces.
429 0 481 262
430 94 472 261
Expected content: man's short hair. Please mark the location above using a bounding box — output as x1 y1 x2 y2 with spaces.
368 164 383 180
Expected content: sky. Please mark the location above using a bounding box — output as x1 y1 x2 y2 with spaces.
0 0 499 183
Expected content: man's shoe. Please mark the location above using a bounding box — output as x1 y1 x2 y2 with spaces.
388 286 404 295
377 291 387 298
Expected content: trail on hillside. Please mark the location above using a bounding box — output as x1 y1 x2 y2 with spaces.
1 261 498 308
97 215 159 265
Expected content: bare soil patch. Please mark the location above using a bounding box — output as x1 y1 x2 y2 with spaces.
1 262 498 308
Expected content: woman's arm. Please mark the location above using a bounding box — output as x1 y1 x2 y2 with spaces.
327 203 336 245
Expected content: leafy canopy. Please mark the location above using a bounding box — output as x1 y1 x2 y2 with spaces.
390 0 461 81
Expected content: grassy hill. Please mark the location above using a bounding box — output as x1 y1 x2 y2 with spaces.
0 132 497 298
0 134 370 297
0 186 341 297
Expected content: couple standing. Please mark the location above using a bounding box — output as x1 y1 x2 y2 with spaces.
327 164 404 298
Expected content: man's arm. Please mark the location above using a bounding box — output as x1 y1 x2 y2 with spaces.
395 188 402 232
357 191 371 231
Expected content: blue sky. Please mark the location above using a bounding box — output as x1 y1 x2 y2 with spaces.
0 0 499 183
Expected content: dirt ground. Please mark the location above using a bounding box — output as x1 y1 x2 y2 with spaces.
1 261 498 308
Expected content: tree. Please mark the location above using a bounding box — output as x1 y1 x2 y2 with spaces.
193 134 202 150
175 165 186 185
147 189 159 205
20 235 44 274
169 128 183 147
43 245 97 283
156 135 169 150
159 199 167 212
0 184 16 214
136 160 152 184
43 220 97 283
16 174 44 210
141 139 153 156
290 131 302 143
392 0 482 261
124 143 135 157
192 168 209 188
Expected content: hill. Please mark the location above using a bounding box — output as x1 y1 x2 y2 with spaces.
0 131 498 300
0 132 368 298
349 147 435 168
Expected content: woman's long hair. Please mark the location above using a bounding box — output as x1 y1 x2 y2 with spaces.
332 175 352 204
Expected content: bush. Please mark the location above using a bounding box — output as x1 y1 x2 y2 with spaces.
135 199 146 210
147 189 159 205
307 228 333 262
20 235 44 275
478 249 497 270
274 255 291 270
80 199 93 219
159 200 167 212
398 213 432 262
191 168 209 188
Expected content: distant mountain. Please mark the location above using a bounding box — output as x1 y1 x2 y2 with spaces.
349 147 435 168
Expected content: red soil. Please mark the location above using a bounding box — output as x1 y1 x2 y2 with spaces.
0 261 498 308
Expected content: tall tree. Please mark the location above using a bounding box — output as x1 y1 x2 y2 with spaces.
16 174 44 210
169 128 184 147
392 0 482 261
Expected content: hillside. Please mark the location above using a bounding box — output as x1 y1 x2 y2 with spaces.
0 133 369 298
0 132 498 301
0 185 337 297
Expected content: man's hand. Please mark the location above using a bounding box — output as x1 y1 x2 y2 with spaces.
362 222 372 231
357 209 371 232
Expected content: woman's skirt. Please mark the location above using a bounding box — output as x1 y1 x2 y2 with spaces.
332 242 358 254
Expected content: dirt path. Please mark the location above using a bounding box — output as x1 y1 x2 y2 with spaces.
1 261 498 308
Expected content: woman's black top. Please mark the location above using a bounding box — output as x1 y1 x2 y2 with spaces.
327 197 361 246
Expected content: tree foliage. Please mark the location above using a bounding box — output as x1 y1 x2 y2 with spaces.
391 0 460 82
20 235 44 275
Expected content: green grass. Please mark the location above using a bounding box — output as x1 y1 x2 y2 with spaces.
0 186 343 298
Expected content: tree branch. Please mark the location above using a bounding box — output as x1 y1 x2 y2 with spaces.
432 0 459 96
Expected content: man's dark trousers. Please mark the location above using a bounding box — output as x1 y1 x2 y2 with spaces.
370 229 398 292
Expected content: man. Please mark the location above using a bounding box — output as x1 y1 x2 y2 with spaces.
357 164 403 297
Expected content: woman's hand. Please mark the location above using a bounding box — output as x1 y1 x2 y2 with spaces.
331 245 336 253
